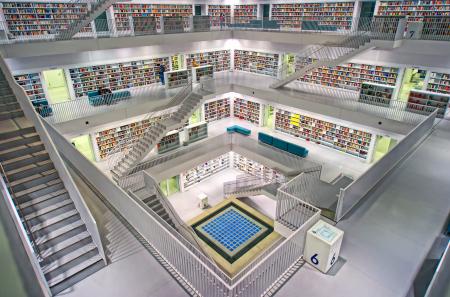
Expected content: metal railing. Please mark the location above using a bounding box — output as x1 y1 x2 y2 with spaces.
223 174 270 196
0 15 448 44
0 162 42 261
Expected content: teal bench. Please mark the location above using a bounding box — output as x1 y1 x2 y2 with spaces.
88 90 131 106
227 125 251 136
258 132 308 158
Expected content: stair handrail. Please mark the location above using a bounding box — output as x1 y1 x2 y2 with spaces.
0 161 43 261
142 172 221 268
106 78 194 172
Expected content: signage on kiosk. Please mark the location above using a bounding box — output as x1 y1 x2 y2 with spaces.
304 220 344 273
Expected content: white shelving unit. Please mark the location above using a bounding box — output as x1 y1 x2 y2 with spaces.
406 89 450 118
234 50 280 77
233 97 262 126
14 72 46 102
203 97 231 123
164 69 189 89
180 153 230 191
232 152 285 183
158 130 181 154
183 121 208 144
427 71 450 95
192 65 213 83
358 82 395 107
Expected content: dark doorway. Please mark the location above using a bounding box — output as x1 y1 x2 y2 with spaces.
358 2 376 31
195 5 202 16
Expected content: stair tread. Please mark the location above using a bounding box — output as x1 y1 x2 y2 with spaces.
35 218 84 246
40 230 90 259
20 188 67 209
25 198 73 221
47 251 102 288
31 209 79 233
5 156 52 175
15 179 64 203
42 243 97 275
9 168 57 187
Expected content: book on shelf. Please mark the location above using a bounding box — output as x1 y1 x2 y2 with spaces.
234 50 279 77
184 122 208 144
207 5 231 26
157 131 181 154
274 108 373 160
233 97 261 125
204 98 231 122
232 153 285 183
181 153 230 189
376 1 450 21
406 89 450 118
2 2 92 37
427 71 450 95
14 73 46 102
69 57 170 97
358 82 395 107
186 50 231 72
233 5 258 24
192 65 214 82
164 69 189 89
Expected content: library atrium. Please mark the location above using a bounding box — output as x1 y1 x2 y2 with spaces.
0 1 449 297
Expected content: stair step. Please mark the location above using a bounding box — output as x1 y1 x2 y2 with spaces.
46 249 102 288
11 170 59 193
42 243 97 275
3 152 50 172
0 110 24 120
28 202 76 228
0 126 35 141
31 208 79 233
142 194 157 204
48 255 104 295
40 229 90 259
0 102 20 112
15 180 65 205
7 161 54 182
35 218 84 246
0 143 45 162
0 133 40 151
37 222 86 251
25 198 73 221
21 191 69 216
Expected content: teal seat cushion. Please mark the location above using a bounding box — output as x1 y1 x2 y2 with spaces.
272 137 288 151
258 132 273 145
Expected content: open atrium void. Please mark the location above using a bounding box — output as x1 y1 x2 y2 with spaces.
0 1 449 297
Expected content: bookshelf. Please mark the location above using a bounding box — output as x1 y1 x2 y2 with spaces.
184 122 208 144
186 50 231 72
376 1 450 22
233 5 258 24
1 1 92 37
232 152 285 183
274 108 373 160
204 98 231 123
132 17 157 35
69 57 170 98
234 50 279 77
192 65 213 82
233 97 261 125
181 153 230 190
358 82 395 107
14 73 46 102
300 63 399 91
207 5 231 27
271 2 354 30
157 130 180 154
164 69 189 89
163 16 185 33
94 114 170 160
427 71 450 94
112 3 192 31
406 89 450 118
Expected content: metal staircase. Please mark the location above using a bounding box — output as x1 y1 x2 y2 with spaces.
110 84 208 181
55 0 122 40
270 34 375 89
224 175 280 200
0 70 104 295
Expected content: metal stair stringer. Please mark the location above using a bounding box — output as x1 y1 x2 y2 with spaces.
111 91 206 181
270 39 377 89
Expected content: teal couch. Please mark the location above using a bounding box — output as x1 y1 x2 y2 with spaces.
227 125 251 136
258 132 308 158
88 90 131 106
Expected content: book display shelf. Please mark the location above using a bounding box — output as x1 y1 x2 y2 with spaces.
181 153 230 190
112 3 192 31
406 89 450 118
192 65 214 82
1 1 92 37
358 82 395 106
69 57 170 98
274 108 373 160
186 50 231 72
232 152 285 183
164 69 189 89
234 50 279 77
207 5 231 27
184 122 208 144
427 71 450 94
271 2 354 30
94 114 170 160
233 5 258 24
300 63 399 91
204 98 231 123
233 97 261 125
376 1 450 22
14 73 46 102
157 131 181 154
